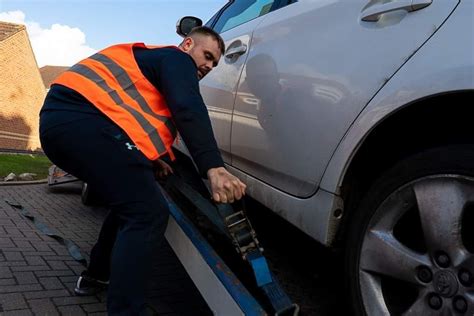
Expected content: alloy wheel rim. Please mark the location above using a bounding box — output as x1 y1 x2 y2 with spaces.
359 175 474 315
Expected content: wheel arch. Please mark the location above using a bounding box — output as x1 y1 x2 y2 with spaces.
333 89 474 246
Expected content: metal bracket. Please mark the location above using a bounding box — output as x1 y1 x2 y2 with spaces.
47 165 79 186
224 210 263 260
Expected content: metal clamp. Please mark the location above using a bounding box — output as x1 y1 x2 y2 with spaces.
224 210 263 260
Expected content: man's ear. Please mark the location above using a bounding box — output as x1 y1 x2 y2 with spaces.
181 37 194 52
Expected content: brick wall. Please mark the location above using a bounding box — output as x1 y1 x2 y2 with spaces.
0 27 45 152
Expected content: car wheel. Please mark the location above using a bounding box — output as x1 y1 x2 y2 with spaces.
346 146 474 315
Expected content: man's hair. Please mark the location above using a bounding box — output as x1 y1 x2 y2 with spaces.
188 26 225 55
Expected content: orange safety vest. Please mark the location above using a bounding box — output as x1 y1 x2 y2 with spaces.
53 43 178 161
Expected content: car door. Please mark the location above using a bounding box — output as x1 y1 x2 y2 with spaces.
230 0 459 197
198 0 282 164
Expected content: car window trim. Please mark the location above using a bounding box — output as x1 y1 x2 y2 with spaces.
206 0 233 29
208 0 293 33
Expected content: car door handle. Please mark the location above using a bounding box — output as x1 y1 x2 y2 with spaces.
225 44 247 59
361 0 432 22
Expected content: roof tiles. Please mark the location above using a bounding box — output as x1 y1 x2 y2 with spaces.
0 21 25 41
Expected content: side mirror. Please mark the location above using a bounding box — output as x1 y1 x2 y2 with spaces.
176 16 203 38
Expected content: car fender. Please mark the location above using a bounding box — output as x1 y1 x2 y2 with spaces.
320 0 474 194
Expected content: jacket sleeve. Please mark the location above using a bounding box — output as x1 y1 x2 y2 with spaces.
150 51 225 176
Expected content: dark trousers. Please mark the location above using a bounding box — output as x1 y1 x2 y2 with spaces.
40 112 169 315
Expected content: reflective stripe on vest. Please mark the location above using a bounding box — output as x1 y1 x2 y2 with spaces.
52 43 178 160
88 53 177 138
68 63 167 155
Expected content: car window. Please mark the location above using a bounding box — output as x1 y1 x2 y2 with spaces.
213 0 275 34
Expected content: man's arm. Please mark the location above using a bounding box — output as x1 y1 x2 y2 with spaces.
136 48 245 202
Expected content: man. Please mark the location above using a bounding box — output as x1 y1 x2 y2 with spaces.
39 26 246 315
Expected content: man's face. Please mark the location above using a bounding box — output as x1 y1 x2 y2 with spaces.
181 35 221 80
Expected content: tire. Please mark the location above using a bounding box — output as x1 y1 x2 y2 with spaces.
346 145 474 315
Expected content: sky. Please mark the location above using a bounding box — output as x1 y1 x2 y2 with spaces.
0 0 227 67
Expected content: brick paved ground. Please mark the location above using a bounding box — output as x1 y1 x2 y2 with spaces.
0 182 211 315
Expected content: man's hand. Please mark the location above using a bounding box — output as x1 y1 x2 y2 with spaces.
153 159 173 179
207 167 246 203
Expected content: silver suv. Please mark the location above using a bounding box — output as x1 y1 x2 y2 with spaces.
176 0 474 314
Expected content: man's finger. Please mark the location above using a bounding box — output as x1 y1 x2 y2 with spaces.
224 181 232 190
231 180 240 189
233 186 242 200
220 193 228 204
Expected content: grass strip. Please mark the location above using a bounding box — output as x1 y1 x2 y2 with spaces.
0 153 52 180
